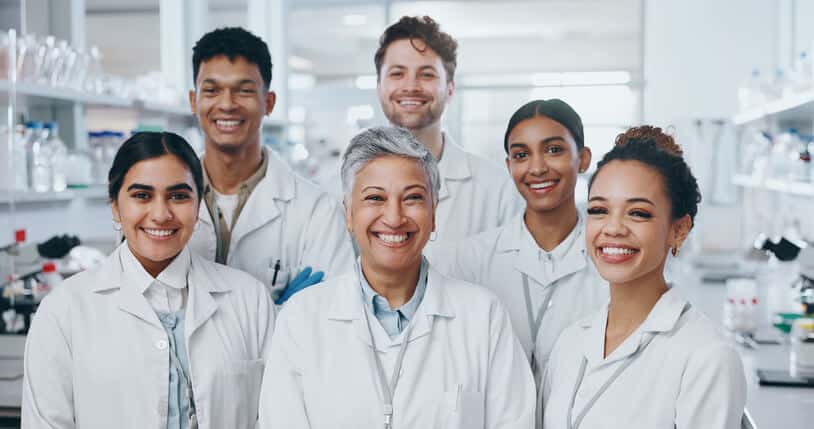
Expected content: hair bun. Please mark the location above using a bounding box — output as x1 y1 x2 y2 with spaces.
614 125 683 157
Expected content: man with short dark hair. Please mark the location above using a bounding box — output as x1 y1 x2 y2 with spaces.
374 16 523 259
187 27 353 304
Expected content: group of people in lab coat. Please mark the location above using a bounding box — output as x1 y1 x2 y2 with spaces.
20 15 747 429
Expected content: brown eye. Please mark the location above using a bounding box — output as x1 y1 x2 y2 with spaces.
587 206 606 216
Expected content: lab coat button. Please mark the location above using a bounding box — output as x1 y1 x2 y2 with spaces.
156 340 168 350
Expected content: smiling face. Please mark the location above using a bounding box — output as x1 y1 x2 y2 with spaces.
111 155 199 277
506 115 590 214
586 160 691 287
345 156 435 275
189 55 275 154
376 38 453 132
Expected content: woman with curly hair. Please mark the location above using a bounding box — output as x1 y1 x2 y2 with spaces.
541 126 747 429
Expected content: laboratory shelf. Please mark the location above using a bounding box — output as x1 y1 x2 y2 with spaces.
0 80 192 117
732 174 814 196
0 80 131 107
137 100 192 117
0 186 109 205
733 88 814 125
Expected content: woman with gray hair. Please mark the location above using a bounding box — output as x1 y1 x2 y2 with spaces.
259 126 535 428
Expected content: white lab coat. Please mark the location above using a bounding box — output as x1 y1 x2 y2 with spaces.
542 286 747 429
434 213 608 385
258 263 536 429
22 244 276 428
188 148 355 299
423 134 523 261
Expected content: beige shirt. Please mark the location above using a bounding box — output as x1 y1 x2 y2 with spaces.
201 148 268 264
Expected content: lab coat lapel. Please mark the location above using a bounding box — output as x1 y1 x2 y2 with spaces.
407 266 455 343
500 216 547 287
97 247 163 330
326 272 377 349
228 149 293 257
185 255 227 338
435 134 471 207
581 305 608 368
546 223 588 285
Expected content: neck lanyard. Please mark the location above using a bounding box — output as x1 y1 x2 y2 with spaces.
362 305 415 429
566 303 691 429
521 273 557 373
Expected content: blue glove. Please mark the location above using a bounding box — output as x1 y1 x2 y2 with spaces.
275 266 324 305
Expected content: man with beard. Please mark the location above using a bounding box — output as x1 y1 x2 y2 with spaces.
374 16 523 259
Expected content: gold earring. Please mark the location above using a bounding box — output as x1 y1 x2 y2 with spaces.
672 246 679 257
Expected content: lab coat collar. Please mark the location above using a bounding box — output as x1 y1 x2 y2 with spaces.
436 133 472 201
580 285 688 368
92 244 230 332
119 243 191 293
327 262 455 350
197 147 294 247
498 213 588 287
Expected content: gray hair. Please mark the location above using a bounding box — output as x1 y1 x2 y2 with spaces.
341 126 440 204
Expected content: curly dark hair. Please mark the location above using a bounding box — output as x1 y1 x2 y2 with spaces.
374 16 458 82
588 125 702 226
192 27 272 88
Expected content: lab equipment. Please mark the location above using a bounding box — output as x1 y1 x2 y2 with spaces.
790 317 814 378
723 278 759 335
37 234 80 259
45 122 68 191
33 262 62 302
25 121 51 192
275 266 324 305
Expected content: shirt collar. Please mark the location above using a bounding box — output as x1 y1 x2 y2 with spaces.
119 243 191 294
518 211 584 262
357 257 429 322
435 132 472 180
201 145 269 200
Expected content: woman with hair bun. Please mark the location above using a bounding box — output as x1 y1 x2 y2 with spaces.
541 126 746 429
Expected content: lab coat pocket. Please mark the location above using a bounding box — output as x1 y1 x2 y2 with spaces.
442 385 485 428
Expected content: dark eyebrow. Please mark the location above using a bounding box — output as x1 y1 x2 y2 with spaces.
541 136 566 144
508 136 566 149
166 183 194 192
126 184 154 192
587 196 655 206
627 197 655 206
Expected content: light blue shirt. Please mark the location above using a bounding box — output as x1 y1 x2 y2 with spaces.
157 310 191 429
358 257 429 338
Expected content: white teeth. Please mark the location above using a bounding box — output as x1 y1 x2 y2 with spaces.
216 120 241 127
144 228 175 238
398 100 423 106
529 181 556 189
602 247 636 255
377 233 409 243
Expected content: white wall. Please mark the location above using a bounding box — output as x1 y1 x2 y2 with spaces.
642 0 778 251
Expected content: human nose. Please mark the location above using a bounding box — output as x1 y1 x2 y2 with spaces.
149 199 174 223
529 154 549 176
601 212 627 237
381 199 406 228
215 88 238 110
